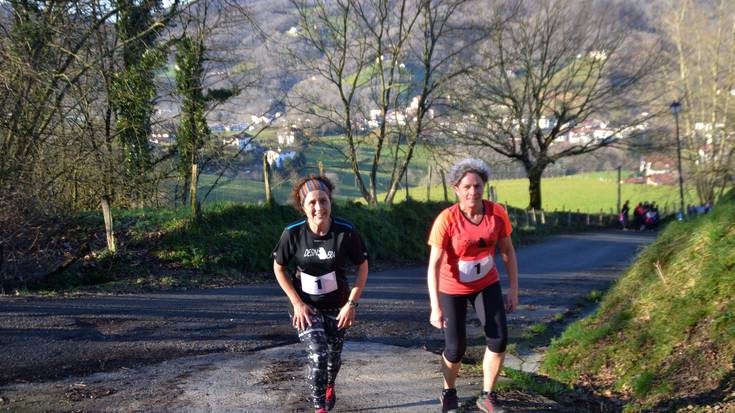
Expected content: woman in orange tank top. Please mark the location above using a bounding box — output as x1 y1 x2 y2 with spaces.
427 159 519 413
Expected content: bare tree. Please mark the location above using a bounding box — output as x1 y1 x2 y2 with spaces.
453 0 660 209
284 0 478 205
382 0 483 204
352 0 420 205
665 0 735 204
0 1 121 197
284 0 377 203
0 1 186 209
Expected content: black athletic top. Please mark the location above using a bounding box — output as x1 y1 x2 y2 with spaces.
272 217 368 309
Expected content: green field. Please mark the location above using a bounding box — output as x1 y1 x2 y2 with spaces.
394 171 700 214
195 137 438 204
198 167 697 214
193 137 700 213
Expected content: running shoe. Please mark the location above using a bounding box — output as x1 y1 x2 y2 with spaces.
476 391 505 413
439 388 459 413
326 384 336 410
315 409 329 413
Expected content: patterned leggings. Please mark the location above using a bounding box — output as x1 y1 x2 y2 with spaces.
297 310 345 410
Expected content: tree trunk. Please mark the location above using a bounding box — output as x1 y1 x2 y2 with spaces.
527 168 544 210
384 138 420 205
100 195 116 254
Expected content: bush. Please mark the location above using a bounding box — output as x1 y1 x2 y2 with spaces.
156 200 453 273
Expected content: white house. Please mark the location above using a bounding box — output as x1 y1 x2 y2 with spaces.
149 133 175 145
265 149 298 168
223 135 255 151
250 114 273 126
386 110 406 126
277 129 297 146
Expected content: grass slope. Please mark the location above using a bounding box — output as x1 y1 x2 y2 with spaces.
28 198 615 293
542 197 735 411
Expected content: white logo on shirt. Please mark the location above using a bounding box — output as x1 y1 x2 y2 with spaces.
304 247 335 260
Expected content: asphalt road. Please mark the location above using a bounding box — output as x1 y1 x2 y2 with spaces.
0 230 655 411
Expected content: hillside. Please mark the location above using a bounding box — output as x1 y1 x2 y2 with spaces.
542 194 735 411
181 0 665 122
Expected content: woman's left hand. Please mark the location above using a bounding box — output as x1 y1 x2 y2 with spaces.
337 303 356 329
505 287 519 313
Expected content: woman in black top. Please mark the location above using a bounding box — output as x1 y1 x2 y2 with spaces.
272 175 369 413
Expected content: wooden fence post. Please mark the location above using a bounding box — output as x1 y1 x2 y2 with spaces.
530 208 537 225
440 169 448 201
540 209 546 225
263 154 274 206
427 165 432 201
101 195 116 254
404 166 410 200
190 163 200 219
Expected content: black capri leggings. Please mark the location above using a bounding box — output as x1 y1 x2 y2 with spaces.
439 282 508 363
296 309 345 410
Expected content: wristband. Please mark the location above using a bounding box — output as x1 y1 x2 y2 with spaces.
347 299 359 308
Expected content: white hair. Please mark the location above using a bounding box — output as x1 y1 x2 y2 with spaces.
448 158 490 186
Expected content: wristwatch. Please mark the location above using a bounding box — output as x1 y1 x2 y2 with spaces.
347 299 359 308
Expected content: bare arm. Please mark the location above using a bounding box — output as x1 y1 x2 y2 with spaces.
273 260 313 330
337 259 368 329
498 236 519 312
427 245 446 328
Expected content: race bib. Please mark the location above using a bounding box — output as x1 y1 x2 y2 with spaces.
300 271 338 295
457 255 494 283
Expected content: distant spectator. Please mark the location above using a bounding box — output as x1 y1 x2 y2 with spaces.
687 204 695 217
639 202 658 231
634 202 644 230
620 200 630 230
650 203 659 229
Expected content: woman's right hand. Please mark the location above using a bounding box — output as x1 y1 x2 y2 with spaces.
430 306 445 329
292 301 314 330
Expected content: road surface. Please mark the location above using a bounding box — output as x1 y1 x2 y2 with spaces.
0 230 655 412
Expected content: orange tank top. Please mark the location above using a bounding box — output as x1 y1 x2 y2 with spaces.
428 200 513 295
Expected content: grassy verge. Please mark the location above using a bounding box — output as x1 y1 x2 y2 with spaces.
10 199 616 294
541 196 735 411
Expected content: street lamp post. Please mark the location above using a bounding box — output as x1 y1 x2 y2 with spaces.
616 165 621 216
670 100 685 219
